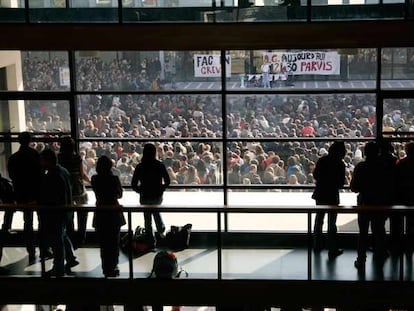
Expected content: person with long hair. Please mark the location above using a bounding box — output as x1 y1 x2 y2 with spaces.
131 143 171 247
91 155 125 277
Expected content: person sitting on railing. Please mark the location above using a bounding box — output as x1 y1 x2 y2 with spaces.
351 142 395 271
91 155 125 278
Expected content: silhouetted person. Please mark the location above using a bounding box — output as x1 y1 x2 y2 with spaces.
92 155 125 277
131 143 171 247
58 136 90 247
312 141 346 259
0 173 15 264
351 142 393 271
378 140 398 255
7 132 42 262
38 149 78 277
396 142 414 255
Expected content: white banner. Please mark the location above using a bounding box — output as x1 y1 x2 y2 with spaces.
263 51 341 75
194 54 231 78
59 67 70 87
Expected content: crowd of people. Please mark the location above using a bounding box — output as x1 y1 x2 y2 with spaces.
15 53 414 192
22 91 414 189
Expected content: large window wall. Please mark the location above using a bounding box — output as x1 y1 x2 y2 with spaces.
0 0 412 22
1 48 414 232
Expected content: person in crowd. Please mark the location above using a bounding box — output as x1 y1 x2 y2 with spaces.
6 132 42 263
58 136 91 248
261 58 272 89
395 142 414 256
228 163 242 185
91 155 125 278
312 141 346 259
37 149 79 277
351 142 393 271
131 143 171 248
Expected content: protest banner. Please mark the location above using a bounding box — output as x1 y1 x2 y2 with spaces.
194 54 231 77
263 51 340 75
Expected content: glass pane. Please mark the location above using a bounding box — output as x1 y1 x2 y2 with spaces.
29 0 65 8
0 0 24 7
0 0 25 22
77 94 222 138
381 48 414 89
383 98 414 138
228 49 376 91
28 1 118 22
227 140 372 187
75 51 222 91
311 1 405 20
226 94 376 139
79 140 223 186
0 100 71 134
70 0 117 7
0 51 70 91
227 191 358 232
122 1 306 22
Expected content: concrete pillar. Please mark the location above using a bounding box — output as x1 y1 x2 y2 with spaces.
0 51 26 153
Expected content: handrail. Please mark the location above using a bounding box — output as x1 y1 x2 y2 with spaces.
1 203 414 213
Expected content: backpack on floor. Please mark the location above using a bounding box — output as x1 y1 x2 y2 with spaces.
156 223 192 251
149 250 188 279
121 226 154 257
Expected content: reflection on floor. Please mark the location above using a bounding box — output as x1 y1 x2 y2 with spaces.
1 246 413 281
2 245 412 311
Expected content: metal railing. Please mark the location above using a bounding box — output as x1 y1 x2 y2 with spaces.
0 203 413 281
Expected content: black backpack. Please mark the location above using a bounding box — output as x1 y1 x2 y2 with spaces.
0 176 14 203
149 250 188 279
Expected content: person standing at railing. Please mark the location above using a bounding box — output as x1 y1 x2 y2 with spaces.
131 143 171 249
58 136 90 248
6 132 42 264
351 142 395 271
91 155 125 278
37 149 78 277
312 141 346 260
395 142 414 256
